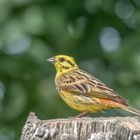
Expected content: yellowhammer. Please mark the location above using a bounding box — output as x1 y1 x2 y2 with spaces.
48 55 140 117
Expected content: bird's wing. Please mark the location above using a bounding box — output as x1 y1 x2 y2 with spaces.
57 69 128 105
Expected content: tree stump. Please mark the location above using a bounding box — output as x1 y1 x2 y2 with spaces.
21 112 140 140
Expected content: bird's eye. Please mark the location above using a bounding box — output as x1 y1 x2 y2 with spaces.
59 58 65 62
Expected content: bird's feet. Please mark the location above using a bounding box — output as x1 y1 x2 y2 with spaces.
76 111 88 118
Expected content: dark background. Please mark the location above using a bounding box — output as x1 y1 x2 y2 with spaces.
0 0 140 139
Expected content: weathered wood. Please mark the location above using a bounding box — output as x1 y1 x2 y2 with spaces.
21 112 140 140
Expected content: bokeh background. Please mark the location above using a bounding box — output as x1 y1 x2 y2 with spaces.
0 0 140 139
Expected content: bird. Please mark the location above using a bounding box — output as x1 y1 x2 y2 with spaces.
47 55 140 117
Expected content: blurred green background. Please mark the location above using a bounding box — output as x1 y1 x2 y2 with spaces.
0 0 140 139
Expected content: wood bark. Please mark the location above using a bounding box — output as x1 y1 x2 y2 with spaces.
21 112 140 140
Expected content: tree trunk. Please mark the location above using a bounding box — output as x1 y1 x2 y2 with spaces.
21 112 140 140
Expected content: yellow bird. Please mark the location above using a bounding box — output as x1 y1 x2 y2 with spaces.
48 55 140 117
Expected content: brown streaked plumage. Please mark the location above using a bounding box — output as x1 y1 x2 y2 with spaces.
48 55 140 117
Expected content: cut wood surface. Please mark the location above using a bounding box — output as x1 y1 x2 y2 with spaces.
21 112 140 140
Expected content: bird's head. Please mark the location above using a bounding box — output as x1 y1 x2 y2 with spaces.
47 55 78 76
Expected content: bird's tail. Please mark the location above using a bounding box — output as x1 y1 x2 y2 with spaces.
120 105 140 116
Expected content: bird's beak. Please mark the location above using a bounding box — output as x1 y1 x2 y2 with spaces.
47 57 56 63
